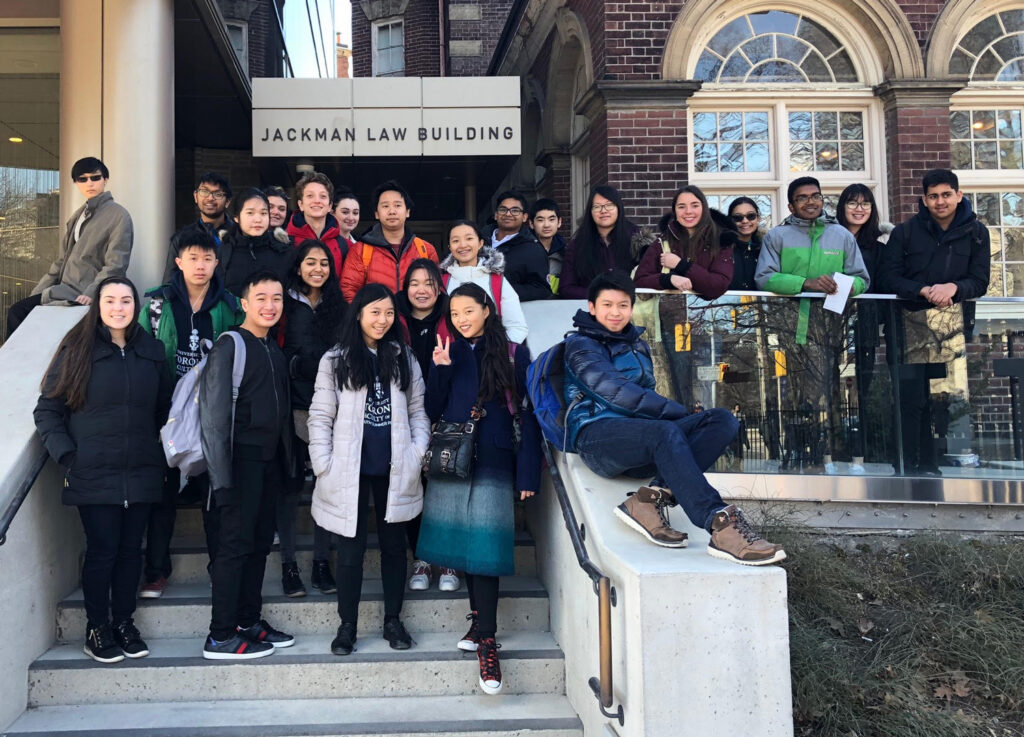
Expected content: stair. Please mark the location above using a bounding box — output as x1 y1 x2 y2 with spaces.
7 503 582 736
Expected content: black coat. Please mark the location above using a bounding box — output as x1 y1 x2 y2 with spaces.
219 229 294 297
397 291 447 380
34 326 173 506
486 224 553 302
199 327 294 499
283 292 342 410
878 198 990 302
730 232 762 291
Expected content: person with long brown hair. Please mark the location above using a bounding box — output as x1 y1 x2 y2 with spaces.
633 184 735 300
34 276 173 663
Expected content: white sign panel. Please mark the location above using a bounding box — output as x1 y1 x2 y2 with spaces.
697 366 719 382
252 77 521 158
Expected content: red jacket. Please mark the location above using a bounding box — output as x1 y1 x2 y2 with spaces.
286 212 346 276
633 215 734 300
341 224 438 301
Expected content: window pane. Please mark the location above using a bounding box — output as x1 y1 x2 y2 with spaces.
972 110 997 138
815 142 840 170
789 111 812 140
378 25 390 47
951 141 972 169
695 52 723 81
776 36 808 64
801 53 830 82
693 113 716 141
999 60 1024 82
393 22 404 46
741 36 773 63
695 143 719 172
998 109 1021 138
960 15 1002 55
949 49 972 75
1003 192 1024 227
975 49 1003 79
721 54 752 81
707 17 752 57
746 142 770 171
796 18 840 57
814 112 838 140
841 141 865 170
1005 263 1024 296
719 112 743 140
720 143 744 171
748 60 804 81
950 111 971 139
745 112 769 139
1006 228 1024 261
790 142 813 171
691 110 772 173
828 51 857 82
1000 140 1023 169
840 112 863 140
749 10 798 35
973 192 1000 225
975 141 999 169
1002 10 1024 33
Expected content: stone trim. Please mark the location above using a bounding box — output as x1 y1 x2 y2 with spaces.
874 78 969 110
575 80 703 119
358 0 410 23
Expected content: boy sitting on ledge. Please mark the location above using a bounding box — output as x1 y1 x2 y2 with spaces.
562 270 786 565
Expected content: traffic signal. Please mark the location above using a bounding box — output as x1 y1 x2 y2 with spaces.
718 362 729 382
674 322 691 352
774 350 787 377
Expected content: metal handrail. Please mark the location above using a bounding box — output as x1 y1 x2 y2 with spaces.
542 441 625 727
0 447 48 546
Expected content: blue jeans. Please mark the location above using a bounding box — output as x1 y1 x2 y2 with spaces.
576 409 738 532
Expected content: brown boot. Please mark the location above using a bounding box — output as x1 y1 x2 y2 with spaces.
614 486 688 548
708 505 786 566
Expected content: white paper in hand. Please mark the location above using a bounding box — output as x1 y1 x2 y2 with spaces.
823 272 855 314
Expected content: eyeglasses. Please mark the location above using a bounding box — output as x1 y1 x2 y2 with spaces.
845 201 872 211
731 212 759 222
793 193 824 204
197 188 227 201
496 206 524 216
75 174 103 183
591 203 617 213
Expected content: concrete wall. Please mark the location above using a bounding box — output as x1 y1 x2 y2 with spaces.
0 306 89 730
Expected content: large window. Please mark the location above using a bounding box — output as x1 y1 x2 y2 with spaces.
968 190 1024 296
689 11 883 227
372 19 404 77
0 27 60 344
949 10 1024 81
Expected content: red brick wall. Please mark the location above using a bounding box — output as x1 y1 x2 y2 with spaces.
353 8 370 76
597 1 677 80
567 0 607 80
448 0 516 76
884 104 952 222
351 1 440 77
895 0 948 48
604 107 689 228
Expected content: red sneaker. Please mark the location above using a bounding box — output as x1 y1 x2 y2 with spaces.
139 576 167 599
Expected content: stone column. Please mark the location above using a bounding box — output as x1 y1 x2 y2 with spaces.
875 79 967 223
60 0 174 295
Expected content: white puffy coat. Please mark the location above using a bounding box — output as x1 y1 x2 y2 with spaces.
307 345 430 538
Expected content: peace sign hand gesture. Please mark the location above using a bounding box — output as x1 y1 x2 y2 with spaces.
432 334 452 366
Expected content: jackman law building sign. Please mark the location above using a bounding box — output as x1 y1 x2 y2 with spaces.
252 77 521 158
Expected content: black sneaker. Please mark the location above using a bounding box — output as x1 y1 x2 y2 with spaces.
477 637 503 695
457 611 480 652
112 619 149 658
203 633 274 660
84 624 125 664
311 559 337 594
281 562 307 598
237 619 295 648
383 618 412 650
331 621 357 656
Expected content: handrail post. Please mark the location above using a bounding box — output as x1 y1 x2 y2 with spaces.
598 575 613 709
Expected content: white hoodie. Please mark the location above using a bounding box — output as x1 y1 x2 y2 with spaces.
440 246 529 343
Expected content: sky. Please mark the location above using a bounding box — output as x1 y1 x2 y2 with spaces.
280 0 351 78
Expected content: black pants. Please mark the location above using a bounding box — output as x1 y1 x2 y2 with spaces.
7 293 42 336
145 471 209 582
466 573 499 639
335 474 407 625
208 456 280 641
275 491 332 563
77 503 151 629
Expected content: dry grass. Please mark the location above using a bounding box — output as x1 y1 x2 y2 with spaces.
770 525 1024 737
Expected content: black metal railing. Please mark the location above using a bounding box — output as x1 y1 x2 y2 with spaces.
0 446 48 546
542 441 624 727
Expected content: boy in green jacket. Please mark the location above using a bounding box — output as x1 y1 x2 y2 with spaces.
138 225 242 598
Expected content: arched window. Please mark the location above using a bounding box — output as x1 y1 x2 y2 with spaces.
695 11 858 84
949 9 1024 295
949 10 1024 82
687 10 884 229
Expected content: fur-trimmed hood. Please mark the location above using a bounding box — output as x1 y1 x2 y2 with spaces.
440 245 506 274
657 208 739 250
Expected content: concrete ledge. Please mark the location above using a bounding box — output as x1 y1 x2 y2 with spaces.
529 451 792 737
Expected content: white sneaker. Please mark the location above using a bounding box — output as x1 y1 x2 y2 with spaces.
408 560 431 591
438 568 460 592
849 463 866 475
824 462 838 475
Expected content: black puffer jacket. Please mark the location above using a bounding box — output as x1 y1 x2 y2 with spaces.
485 224 553 302
878 198 990 301
730 232 762 291
34 325 173 506
283 291 344 410
219 228 293 297
397 291 447 379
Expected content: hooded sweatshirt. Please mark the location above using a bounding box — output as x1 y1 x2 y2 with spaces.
440 246 529 343
286 211 346 276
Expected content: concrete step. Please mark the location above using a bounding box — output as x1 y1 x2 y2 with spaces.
5 694 583 736
29 631 564 706
166 531 538 584
56 577 550 642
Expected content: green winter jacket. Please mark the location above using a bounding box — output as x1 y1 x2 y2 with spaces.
756 214 870 343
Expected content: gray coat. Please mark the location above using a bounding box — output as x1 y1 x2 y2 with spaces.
33 191 133 304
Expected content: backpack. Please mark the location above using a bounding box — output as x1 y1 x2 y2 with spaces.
159 331 246 478
526 332 580 452
361 237 430 269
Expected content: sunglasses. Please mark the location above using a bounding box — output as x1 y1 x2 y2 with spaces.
75 174 103 183
731 213 759 222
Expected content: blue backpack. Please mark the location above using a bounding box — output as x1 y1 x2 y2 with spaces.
526 333 582 452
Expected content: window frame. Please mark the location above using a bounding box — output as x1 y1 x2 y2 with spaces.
225 21 249 76
371 18 405 78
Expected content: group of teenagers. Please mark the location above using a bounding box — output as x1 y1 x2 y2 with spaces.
26 154 985 696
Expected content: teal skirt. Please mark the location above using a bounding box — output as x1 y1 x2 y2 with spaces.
416 463 515 577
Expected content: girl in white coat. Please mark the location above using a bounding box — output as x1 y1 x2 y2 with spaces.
439 220 529 343
307 283 429 656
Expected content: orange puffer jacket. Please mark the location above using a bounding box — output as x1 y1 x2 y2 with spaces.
341 224 438 301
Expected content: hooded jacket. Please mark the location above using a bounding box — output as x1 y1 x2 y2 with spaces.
877 198 990 302
162 219 236 283
140 272 242 378
286 211 346 275
439 246 529 343
34 191 133 305
484 224 553 302
563 310 690 451
633 210 737 299
756 214 870 343
341 224 438 301
219 227 294 297
307 345 429 538
561 225 657 300
34 325 173 506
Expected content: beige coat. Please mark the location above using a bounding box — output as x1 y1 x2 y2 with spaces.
307 346 429 538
